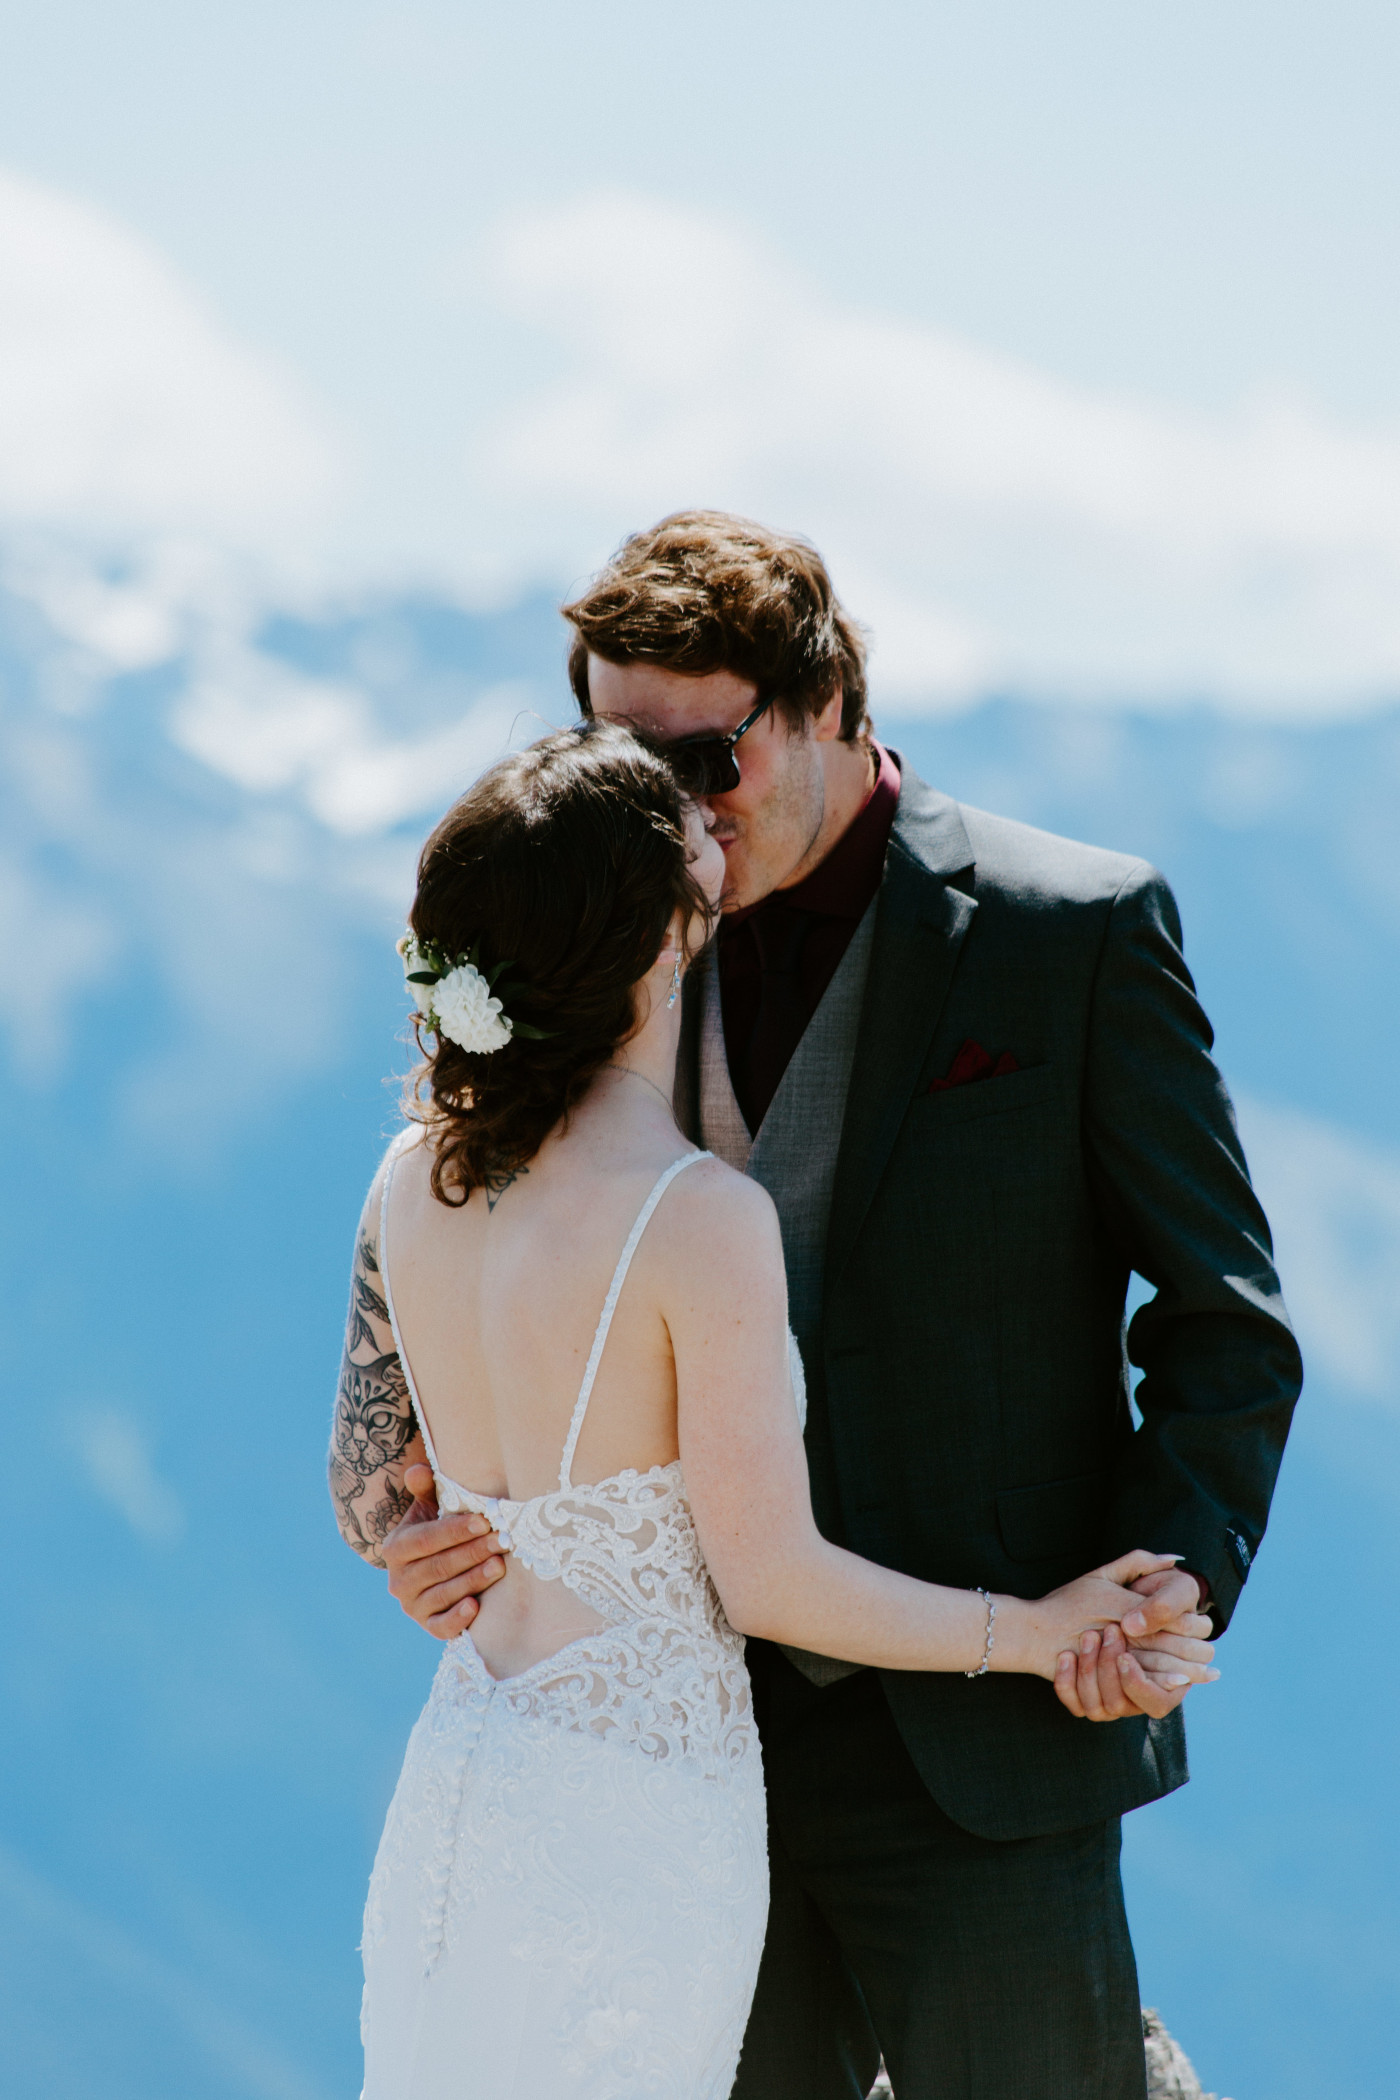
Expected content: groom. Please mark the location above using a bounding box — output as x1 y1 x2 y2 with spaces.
382 511 1300 2098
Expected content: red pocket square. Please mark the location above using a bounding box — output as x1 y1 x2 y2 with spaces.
928 1038 1021 1092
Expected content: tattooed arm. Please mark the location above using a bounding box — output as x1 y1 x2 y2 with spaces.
328 1174 424 1566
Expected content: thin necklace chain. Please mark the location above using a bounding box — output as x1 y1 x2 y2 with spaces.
603 1064 675 1114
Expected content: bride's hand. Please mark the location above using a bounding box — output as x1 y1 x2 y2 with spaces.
1124 1623 1218 1692
994 1550 1186 1681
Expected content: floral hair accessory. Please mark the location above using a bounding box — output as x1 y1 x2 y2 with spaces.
397 932 552 1054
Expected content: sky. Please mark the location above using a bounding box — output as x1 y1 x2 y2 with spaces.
5 10 1400 2097
3 2 1400 707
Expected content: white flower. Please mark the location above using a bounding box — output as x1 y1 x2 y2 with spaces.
397 932 440 1018
430 960 514 1054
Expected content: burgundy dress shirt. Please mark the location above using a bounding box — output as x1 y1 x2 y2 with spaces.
718 742 900 1135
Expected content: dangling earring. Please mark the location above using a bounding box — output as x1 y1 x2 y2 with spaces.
666 951 683 1009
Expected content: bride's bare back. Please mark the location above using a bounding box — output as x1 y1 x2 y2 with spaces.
376 1095 711 1681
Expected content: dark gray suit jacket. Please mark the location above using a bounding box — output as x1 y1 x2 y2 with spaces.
712 762 1301 1840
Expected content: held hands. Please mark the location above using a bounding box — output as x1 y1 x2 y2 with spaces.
381 1464 510 1639
993 1551 1218 1723
1053 1559 1218 1723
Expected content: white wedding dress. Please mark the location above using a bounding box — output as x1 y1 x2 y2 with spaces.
361 1148 797 2099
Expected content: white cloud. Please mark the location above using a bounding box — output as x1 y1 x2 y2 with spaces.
9 163 1400 718
0 546 530 1140
70 1409 186 1545
170 651 533 835
1236 1095 1400 1406
457 191 1400 716
0 167 339 553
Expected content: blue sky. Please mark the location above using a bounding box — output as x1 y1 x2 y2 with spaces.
4 11 1400 2097
4 2 1400 704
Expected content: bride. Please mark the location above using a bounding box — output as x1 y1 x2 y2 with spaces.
332 720 1214 2100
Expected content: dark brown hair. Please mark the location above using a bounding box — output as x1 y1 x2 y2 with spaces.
562 510 871 742
404 719 712 1205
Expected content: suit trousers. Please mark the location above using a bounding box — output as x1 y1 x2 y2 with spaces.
731 1650 1148 2100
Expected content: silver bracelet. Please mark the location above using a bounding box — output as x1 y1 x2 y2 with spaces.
965 1588 996 1677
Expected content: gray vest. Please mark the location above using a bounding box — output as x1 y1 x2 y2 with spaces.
693 905 877 1683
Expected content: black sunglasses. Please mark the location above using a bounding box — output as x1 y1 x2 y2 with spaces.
647 692 777 797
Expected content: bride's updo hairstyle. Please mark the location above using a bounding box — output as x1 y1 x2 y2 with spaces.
405 719 713 1205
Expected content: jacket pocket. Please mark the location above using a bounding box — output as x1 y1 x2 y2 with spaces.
913 1062 1057 1125
996 1469 1108 1563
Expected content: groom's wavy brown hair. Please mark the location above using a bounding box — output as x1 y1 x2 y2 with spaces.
403 719 713 1205
563 510 872 742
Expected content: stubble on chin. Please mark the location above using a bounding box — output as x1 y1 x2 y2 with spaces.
714 735 828 911
708 818 750 913
715 826 771 915
717 869 747 915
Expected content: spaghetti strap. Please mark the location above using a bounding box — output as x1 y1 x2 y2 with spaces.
559 1150 711 1490
378 1129 443 1480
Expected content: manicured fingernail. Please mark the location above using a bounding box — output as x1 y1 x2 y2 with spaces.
1122 1612 1145 1636
1206 1668 1221 1681
1080 1634 1095 1654
1164 1673 1190 1687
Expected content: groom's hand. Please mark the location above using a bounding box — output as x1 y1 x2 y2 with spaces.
382 1464 509 1639
1053 1567 1208 1722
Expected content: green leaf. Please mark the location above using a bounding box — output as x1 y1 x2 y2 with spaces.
508 1021 555 1040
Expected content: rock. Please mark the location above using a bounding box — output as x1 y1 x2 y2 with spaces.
1141 2006 1227 2099
864 2011 1227 2098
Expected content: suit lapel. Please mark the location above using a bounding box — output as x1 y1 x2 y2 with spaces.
824 765 977 1291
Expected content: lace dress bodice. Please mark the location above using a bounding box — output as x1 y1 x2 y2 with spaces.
379 1144 806 1776
361 1144 781 2098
